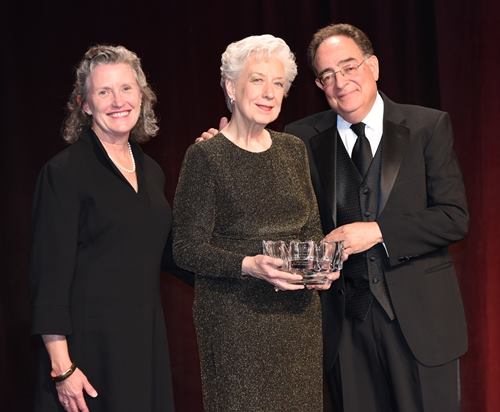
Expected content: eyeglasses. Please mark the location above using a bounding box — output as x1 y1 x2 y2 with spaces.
317 57 369 87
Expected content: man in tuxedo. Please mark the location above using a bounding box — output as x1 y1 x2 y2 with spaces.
284 23 468 411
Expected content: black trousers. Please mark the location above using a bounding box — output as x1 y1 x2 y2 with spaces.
326 302 460 412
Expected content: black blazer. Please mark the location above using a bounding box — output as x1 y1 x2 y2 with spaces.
285 93 469 370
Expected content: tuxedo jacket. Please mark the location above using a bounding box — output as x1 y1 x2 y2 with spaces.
285 93 469 371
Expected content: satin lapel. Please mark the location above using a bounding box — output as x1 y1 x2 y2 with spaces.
314 110 338 134
309 125 338 228
379 119 409 213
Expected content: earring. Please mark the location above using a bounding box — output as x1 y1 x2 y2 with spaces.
230 97 235 105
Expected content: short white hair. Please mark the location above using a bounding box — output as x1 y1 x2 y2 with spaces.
220 34 298 112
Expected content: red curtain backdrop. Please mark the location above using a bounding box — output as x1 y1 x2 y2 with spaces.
434 2 500 410
2 1 499 410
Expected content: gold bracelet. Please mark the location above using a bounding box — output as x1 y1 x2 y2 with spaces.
51 363 77 383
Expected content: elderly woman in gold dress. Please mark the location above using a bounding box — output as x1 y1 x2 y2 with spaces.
173 34 339 411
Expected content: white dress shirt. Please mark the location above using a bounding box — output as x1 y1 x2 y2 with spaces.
336 92 388 254
337 92 384 157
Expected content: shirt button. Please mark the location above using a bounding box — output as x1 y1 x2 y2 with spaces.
364 211 371 217
369 256 376 262
362 188 369 195
372 277 379 284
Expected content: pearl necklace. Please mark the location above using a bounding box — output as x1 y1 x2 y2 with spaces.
108 142 136 173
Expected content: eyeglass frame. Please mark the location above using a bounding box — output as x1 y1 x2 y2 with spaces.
316 56 371 87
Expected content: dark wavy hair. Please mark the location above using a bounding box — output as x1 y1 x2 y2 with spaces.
63 44 158 143
307 23 374 75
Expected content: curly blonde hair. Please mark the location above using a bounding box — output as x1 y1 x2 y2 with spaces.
63 45 158 143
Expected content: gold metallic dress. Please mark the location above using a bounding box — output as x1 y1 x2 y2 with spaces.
173 130 323 411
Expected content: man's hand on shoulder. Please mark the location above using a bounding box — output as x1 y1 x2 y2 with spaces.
195 117 229 143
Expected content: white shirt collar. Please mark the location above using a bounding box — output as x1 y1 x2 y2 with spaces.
337 93 385 156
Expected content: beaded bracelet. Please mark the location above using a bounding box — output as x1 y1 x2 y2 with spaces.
51 363 77 383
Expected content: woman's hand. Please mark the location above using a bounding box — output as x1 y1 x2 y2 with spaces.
42 335 98 411
305 271 341 291
55 368 97 412
242 255 304 291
